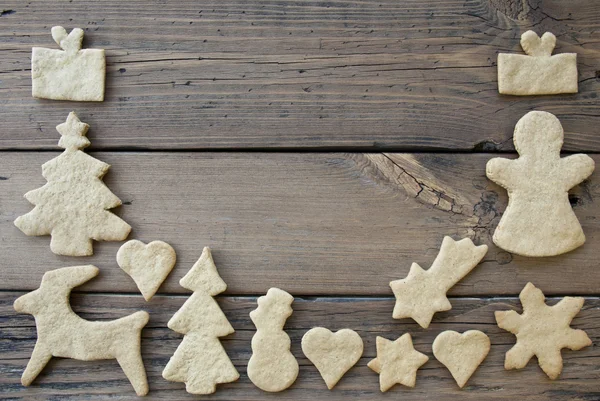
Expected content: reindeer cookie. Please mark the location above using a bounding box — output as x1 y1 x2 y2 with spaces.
247 288 298 392
486 111 595 257
13 265 149 396
32 26 105 101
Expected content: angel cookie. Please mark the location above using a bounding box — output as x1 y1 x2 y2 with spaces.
486 111 594 257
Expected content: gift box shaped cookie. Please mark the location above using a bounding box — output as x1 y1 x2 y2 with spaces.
498 31 577 95
32 26 105 101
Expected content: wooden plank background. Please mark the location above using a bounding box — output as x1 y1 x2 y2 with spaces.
1 0 599 400
1 152 599 296
1 0 600 151
1 294 599 400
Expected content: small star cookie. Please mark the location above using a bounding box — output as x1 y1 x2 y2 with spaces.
495 282 591 379
368 334 429 391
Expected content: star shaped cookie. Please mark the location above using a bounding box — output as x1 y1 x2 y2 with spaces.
495 282 591 379
390 236 488 328
368 333 429 391
56 111 91 149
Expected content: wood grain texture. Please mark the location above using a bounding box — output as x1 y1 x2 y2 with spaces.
1 152 598 296
1 0 600 151
2 1 600 399
1 293 598 400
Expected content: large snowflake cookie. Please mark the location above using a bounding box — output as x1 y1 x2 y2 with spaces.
495 282 591 379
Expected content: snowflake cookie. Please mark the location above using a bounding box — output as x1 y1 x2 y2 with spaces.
495 282 591 379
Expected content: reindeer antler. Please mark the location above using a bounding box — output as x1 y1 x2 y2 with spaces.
41 265 99 289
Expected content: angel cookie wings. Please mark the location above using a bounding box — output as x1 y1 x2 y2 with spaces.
498 31 577 95
32 26 105 101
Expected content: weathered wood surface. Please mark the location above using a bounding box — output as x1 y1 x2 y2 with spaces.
1 0 600 151
1 152 598 296
2 0 600 399
1 293 598 400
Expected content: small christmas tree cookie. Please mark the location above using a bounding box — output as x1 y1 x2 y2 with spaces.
13 265 149 396
14 112 131 256
486 111 594 256
498 31 577 95
390 236 488 328
248 288 299 392
162 247 239 394
32 26 105 101
495 282 591 379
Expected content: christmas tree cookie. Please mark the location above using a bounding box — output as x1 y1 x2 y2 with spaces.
13 265 149 396
486 111 594 256
14 112 131 256
248 288 298 392
163 247 239 394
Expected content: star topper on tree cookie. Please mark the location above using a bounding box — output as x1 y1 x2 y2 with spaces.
32 26 106 101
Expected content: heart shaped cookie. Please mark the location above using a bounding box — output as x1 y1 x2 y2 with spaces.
432 330 490 388
302 327 363 389
520 31 556 57
117 240 176 301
